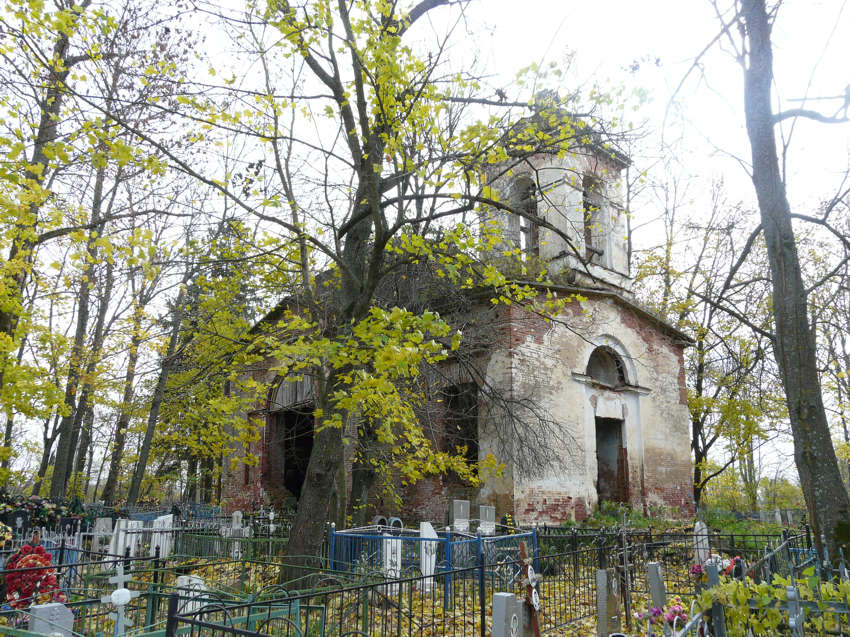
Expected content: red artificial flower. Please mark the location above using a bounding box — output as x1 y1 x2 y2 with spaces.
20 545 32 555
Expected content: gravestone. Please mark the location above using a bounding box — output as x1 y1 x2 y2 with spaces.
150 514 173 558
8 510 28 536
372 515 388 527
382 532 403 595
492 592 533 637
479 505 496 535
94 517 113 535
176 574 208 614
109 519 143 557
93 517 113 552
419 522 439 592
451 500 469 533
596 568 620 637
30 602 74 637
232 510 243 529
58 517 77 535
775 508 783 525
693 520 710 564
646 562 666 610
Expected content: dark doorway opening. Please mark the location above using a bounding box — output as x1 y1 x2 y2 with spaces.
595 417 629 504
442 383 479 466
268 403 314 500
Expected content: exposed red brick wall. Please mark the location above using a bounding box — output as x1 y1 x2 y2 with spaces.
515 491 590 524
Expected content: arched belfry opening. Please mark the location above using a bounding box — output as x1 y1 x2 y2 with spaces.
511 175 539 257
264 378 315 504
587 346 630 504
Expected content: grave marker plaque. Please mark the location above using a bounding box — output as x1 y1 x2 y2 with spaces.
493 592 530 637
109 519 143 557
596 568 620 637
29 602 74 637
452 500 469 533
479 505 496 535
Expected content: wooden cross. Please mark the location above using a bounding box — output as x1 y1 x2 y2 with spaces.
517 541 541 637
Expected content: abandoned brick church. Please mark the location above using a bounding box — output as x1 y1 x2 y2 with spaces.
221 138 695 524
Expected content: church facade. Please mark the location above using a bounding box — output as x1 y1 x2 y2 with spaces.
221 141 694 525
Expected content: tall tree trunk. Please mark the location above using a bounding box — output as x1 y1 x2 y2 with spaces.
50 164 108 497
69 259 113 495
184 456 198 502
126 288 185 506
50 283 91 498
31 417 57 496
101 301 145 506
741 0 850 557
0 10 81 396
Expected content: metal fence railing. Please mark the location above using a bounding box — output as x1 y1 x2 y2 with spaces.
0 519 809 637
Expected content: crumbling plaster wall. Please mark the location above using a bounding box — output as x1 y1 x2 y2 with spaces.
485 295 692 525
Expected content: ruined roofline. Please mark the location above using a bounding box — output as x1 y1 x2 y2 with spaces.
468 280 695 346
503 95 631 170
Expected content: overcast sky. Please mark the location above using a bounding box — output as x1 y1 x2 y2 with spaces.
453 1 848 480
459 0 850 234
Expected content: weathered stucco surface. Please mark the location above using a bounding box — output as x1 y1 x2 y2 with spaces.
222 141 694 525
479 295 692 524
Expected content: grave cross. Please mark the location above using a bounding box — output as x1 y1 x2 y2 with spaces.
100 564 139 637
516 541 541 637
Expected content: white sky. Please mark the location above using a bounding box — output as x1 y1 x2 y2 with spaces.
458 1 849 483
461 0 850 228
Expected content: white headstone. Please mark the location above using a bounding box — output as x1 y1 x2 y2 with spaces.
382 533 403 595
419 522 439 592
109 519 143 558
694 520 710 564
775 508 783 525
479 505 496 535
94 517 113 535
29 603 74 637
150 514 173 558
232 510 243 529
176 575 207 614
452 500 470 533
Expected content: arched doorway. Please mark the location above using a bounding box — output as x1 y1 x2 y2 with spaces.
586 346 629 504
265 378 315 505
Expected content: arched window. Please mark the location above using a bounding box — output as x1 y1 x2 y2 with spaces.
586 346 627 387
582 175 604 263
513 176 539 257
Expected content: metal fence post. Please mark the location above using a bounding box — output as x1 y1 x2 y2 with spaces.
329 522 336 570
445 527 453 611
477 531 486 637
165 591 179 637
532 526 539 572
152 545 161 619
